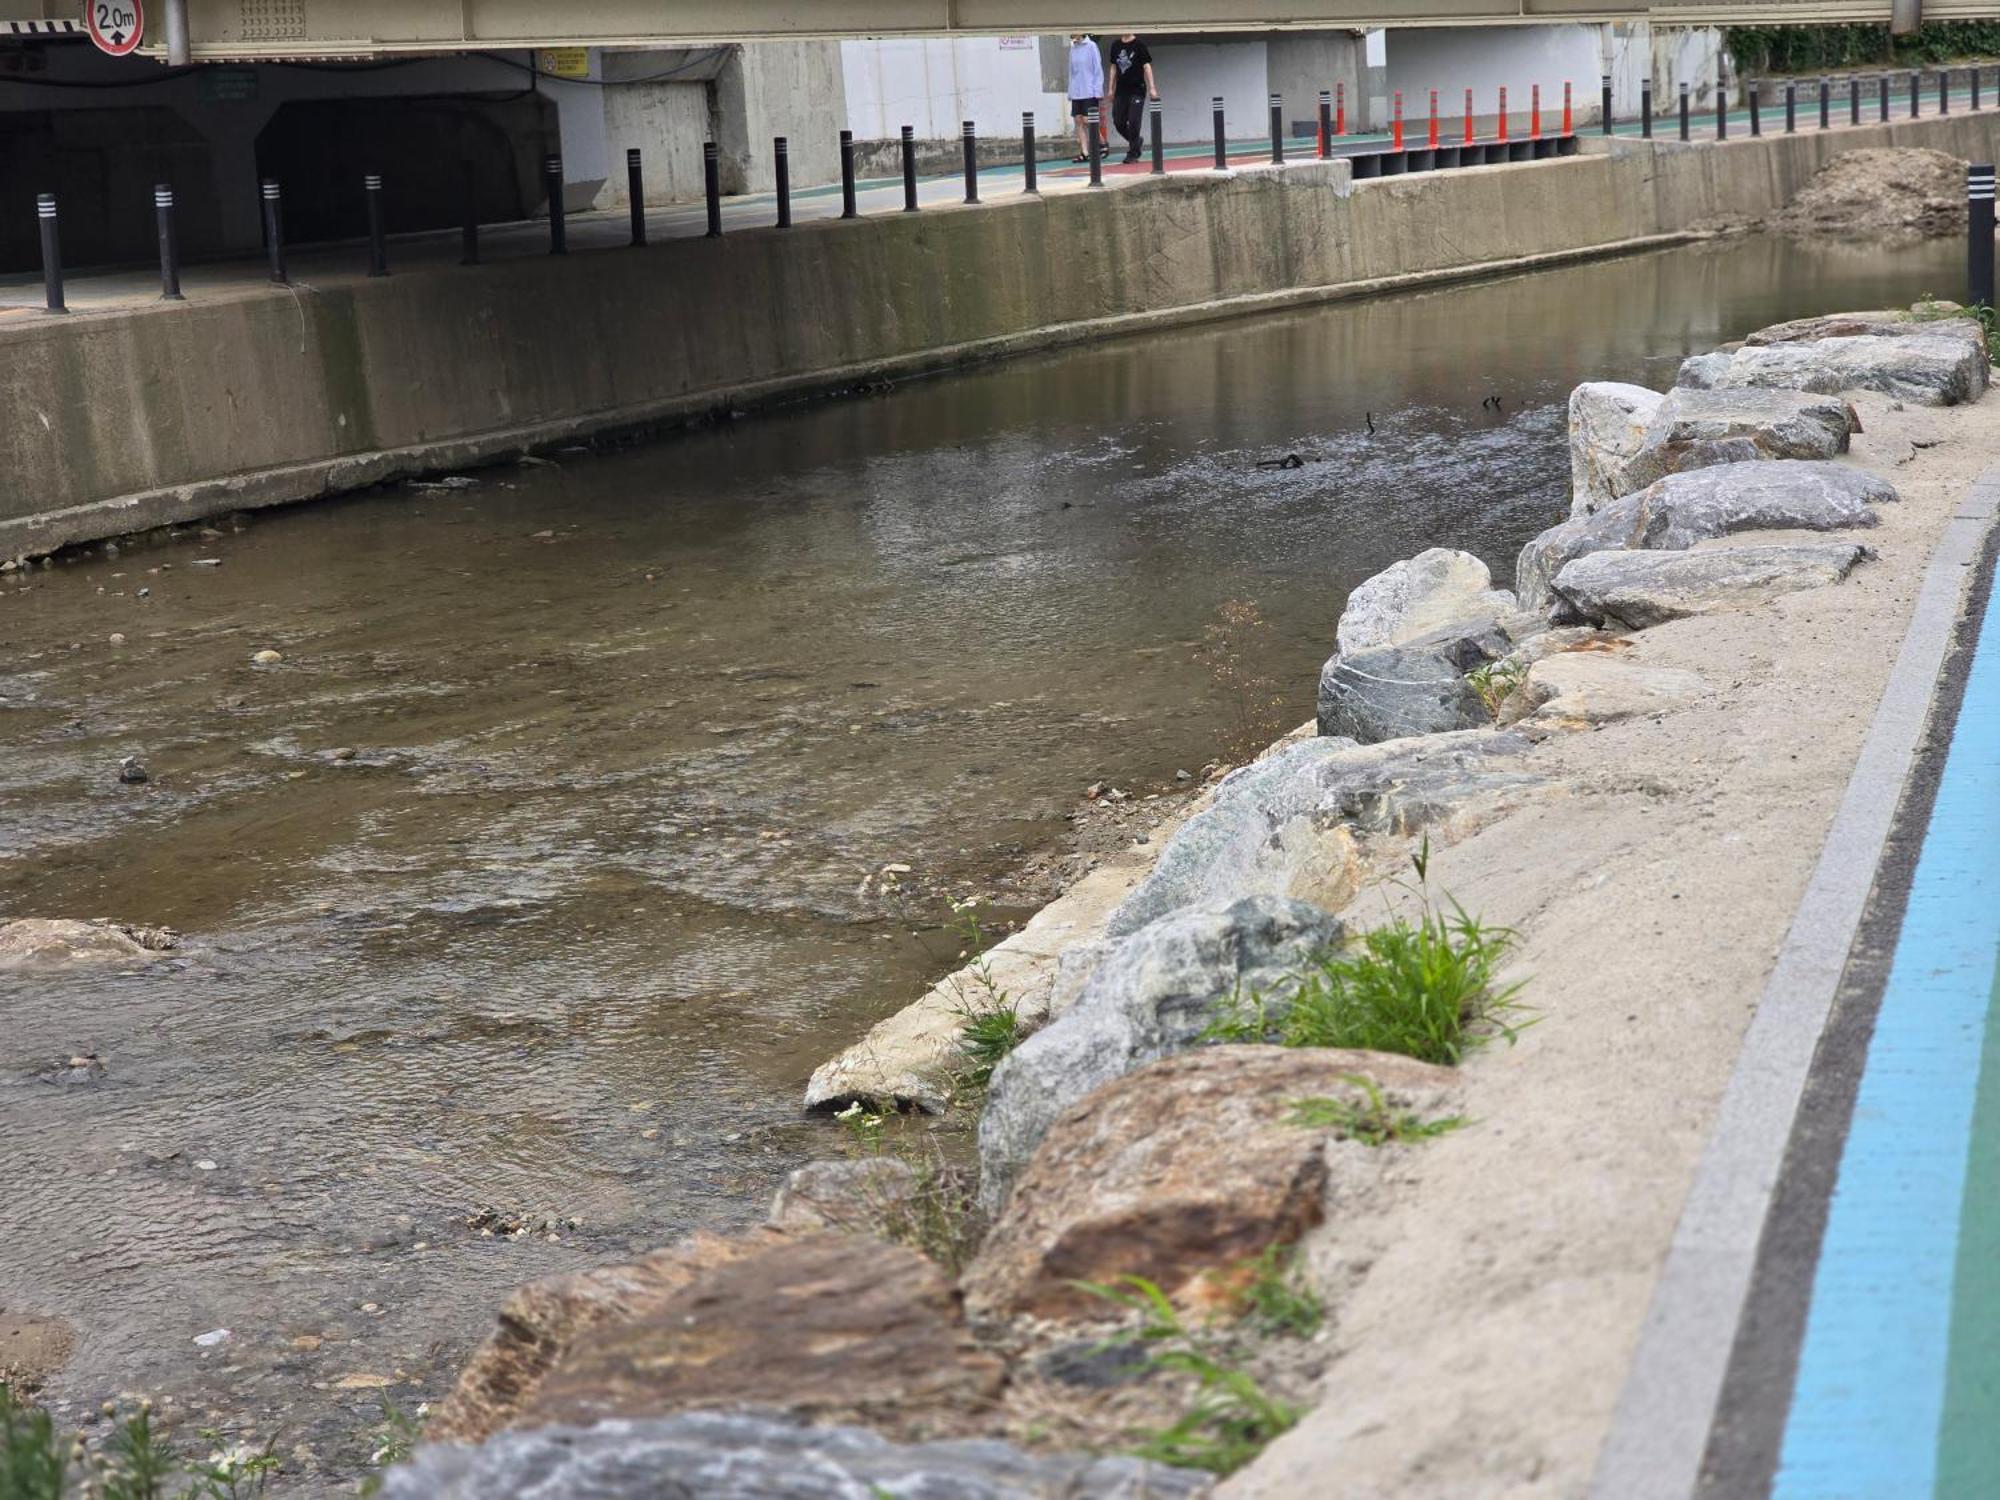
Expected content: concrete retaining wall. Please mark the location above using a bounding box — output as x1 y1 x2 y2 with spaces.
5 112 1998 557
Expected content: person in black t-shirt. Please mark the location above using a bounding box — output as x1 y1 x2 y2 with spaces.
1109 35 1158 164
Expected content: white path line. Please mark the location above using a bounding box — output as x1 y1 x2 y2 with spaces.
1589 461 2000 1500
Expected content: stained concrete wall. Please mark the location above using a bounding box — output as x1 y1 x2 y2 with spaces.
5 111 1998 557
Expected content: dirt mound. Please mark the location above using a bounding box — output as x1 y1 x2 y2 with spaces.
1769 148 1968 240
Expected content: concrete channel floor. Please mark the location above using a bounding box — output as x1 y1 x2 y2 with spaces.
0 98 1953 320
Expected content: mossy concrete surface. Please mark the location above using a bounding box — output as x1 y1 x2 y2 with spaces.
4 112 1998 556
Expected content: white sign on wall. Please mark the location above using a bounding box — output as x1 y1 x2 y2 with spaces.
997 36 1033 50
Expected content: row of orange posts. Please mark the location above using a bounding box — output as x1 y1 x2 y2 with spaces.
1320 80 1578 154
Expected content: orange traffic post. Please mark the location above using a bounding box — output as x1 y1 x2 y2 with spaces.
1392 89 1403 150
1563 80 1574 135
1498 85 1508 142
1428 88 1440 148
1464 86 1474 144
1531 83 1542 139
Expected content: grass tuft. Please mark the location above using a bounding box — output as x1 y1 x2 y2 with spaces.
1229 1245 1324 1339
1287 1074 1468 1147
1465 659 1528 720
1075 1275 1300 1476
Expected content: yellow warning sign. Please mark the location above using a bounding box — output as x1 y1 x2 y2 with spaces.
536 47 590 80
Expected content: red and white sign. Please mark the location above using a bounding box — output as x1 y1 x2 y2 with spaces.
87 0 143 55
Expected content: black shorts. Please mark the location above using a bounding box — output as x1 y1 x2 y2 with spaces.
1070 97 1098 119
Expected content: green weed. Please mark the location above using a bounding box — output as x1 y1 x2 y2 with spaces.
357 1400 424 1497
1204 840 1529 1066
833 1103 985 1277
1 1384 68 1500
1230 1245 1324 1339
1466 660 1527 720
1287 1073 1468 1147
1075 1275 1299 1475
944 897 1024 1097
1915 291 2000 351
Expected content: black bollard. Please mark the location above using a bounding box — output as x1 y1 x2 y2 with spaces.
1879 73 1890 123
1717 86 1727 140
1269 92 1284 163
1940 69 1950 115
1642 79 1653 137
774 137 791 227
1820 76 1830 129
1212 95 1227 170
1087 106 1104 185
703 141 722 238
1021 112 1038 195
1602 73 1613 134
1150 98 1165 174
1318 89 1332 158
1785 81 1796 133
961 120 979 203
154 182 183 301
364 172 388 276
1971 163 1996 310
839 130 858 217
626 148 646 246
901 124 917 211
459 161 479 266
1679 80 1691 141
544 155 565 255
1748 80 1760 136
260 177 286 285
36 193 63 313
1851 76 1861 126
1910 70 1920 119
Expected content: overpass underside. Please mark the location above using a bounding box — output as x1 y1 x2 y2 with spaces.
15 0 1996 59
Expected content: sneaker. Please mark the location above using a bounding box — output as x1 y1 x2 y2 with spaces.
1121 151 1141 163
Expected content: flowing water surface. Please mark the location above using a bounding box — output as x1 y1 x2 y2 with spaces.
0 233 1961 1488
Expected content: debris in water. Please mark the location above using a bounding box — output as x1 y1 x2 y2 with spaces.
252 649 283 665
118 756 148 785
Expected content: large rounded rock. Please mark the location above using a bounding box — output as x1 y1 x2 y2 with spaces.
963 1046 1457 1325
977 896 1342 1213
1568 381 1664 516
1104 736 1362 939
383 1412 1211 1500
1674 329 1988 406
1515 460 1897 612
1315 619 1511 744
1335 548 1517 655
1618 386 1858 493
0 918 177 971
1549 542 1872 629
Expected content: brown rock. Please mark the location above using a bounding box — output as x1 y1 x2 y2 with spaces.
427 1228 789 1442
766 1158 916 1234
962 1044 1457 1325
518 1232 1004 1441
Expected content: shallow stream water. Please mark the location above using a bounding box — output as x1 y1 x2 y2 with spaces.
0 232 1961 1489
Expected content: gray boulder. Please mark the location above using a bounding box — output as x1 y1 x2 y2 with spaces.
1675 331 1989 406
1104 736 1360 938
1307 727 1544 838
383 1413 1210 1499
1316 618 1511 744
1515 460 1897 612
1550 542 1873 629
1569 382 1665 517
978 895 1340 1212
1618 387 1858 494
1335 547 1516 653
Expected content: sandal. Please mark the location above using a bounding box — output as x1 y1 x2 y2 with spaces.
1071 154 1089 163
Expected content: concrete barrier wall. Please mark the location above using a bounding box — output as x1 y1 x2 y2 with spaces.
5 112 1999 556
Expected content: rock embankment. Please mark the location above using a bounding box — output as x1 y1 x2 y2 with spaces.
394 301 1991 1497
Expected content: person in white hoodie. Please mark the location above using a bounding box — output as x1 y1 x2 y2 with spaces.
1066 34 1105 162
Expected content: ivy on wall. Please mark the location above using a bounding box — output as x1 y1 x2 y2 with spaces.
1724 22 2000 74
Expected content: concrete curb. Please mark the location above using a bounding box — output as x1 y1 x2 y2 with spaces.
1589 460 2000 1499
0 230 1699 560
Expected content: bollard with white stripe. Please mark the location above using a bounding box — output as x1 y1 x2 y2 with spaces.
260 177 286 285
1602 73 1613 134
1641 78 1653 137
1679 80 1690 141
544 155 565 254
1021 113 1038 195
1150 98 1165 174
901 125 918 211
1087 105 1104 185
364 172 388 276
1318 89 1332 159
36 193 63 313
961 120 979 204
626 148 646 246
703 141 722 237
1971 164 1996 311
775 136 792 227
1212 96 1227 171
1269 92 1285 163
154 182 183 301
840 129 859 217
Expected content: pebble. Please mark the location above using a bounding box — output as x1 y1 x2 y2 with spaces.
137 587 150 598
118 756 149 785
192 1329 231 1348
252 649 283 665
1175 768 1192 781
191 558 222 568
195 1159 218 1171
330 747 357 762
109 633 126 645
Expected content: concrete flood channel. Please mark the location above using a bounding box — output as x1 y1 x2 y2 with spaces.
0 231 1962 1489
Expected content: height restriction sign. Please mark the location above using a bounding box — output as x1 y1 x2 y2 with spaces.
88 1 144 55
